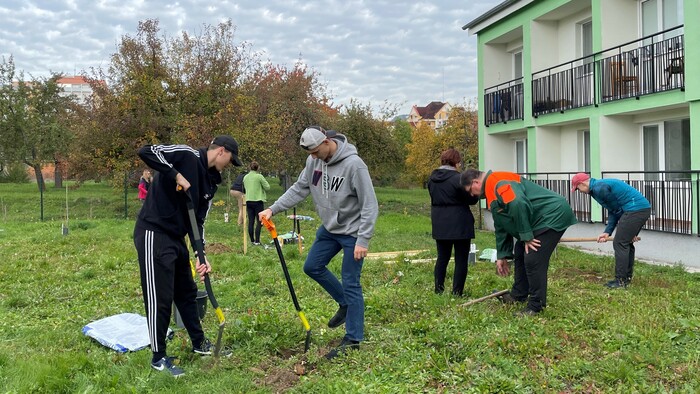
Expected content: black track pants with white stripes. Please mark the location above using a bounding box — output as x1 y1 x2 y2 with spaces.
134 226 205 361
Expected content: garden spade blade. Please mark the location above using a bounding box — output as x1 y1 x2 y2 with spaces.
181 187 225 357
261 216 311 352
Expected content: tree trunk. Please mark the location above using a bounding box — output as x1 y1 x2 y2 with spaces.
54 160 63 189
32 164 45 192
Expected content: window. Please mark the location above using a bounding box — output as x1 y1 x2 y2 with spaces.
515 139 527 174
642 0 683 39
664 119 690 177
580 130 590 172
642 118 690 180
581 20 593 65
513 51 523 80
512 51 524 107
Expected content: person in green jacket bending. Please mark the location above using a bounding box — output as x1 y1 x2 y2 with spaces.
242 161 270 245
461 170 577 316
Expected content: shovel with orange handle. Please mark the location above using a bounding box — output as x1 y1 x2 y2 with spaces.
261 216 311 352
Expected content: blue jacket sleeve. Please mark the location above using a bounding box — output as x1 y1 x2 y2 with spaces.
594 183 621 234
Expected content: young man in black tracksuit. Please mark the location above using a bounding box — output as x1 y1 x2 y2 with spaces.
134 135 242 377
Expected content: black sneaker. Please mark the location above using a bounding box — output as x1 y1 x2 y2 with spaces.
151 356 184 378
514 307 539 317
605 278 628 289
497 292 523 304
193 338 214 356
324 337 360 360
328 305 348 328
193 338 232 357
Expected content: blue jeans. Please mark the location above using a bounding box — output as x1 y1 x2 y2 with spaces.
304 226 365 342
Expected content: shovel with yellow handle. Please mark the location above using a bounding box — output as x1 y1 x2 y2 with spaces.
179 187 225 357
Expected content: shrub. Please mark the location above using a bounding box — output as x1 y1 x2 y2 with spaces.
0 163 30 183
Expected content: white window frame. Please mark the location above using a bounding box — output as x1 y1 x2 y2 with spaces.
641 118 690 173
512 50 523 80
642 122 663 172
579 130 591 172
640 0 683 38
578 19 593 64
515 139 528 174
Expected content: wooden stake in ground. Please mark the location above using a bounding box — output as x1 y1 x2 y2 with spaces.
242 196 247 255
365 250 429 259
459 289 509 307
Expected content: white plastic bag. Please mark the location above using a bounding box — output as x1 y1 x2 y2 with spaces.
83 313 171 353
479 248 497 263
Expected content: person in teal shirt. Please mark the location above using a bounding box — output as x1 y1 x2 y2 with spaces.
243 161 270 245
571 173 651 288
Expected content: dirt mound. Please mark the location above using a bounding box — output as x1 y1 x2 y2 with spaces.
206 243 233 254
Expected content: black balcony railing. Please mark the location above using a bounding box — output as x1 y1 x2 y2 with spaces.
602 171 699 235
521 171 699 236
599 31 684 102
520 172 592 223
532 62 595 116
484 78 524 126
530 26 684 117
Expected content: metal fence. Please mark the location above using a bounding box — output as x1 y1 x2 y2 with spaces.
522 171 699 236
484 77 524 126
602 171 699 235
521 172 592 223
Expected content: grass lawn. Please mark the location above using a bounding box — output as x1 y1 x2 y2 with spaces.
0 181 698 393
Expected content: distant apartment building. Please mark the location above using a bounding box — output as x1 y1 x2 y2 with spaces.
463 0 699 236
57 76 93 103
408 101 452 129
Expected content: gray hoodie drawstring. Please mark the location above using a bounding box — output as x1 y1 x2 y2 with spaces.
322 161 329 199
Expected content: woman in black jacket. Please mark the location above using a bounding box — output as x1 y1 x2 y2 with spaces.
427 149 479 296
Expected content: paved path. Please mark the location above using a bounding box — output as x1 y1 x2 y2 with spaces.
559 222 700 273
480 212 700 273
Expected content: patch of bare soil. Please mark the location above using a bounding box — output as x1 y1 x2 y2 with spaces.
254 347 321 393
645 275 673 288
260 366 299 393
425 378 448 393
206 242 233 254
555 267 603 283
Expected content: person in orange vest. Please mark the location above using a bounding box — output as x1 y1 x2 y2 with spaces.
460 169 577 316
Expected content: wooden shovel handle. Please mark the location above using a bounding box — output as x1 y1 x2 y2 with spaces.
459 289 509 307
559 236 640 243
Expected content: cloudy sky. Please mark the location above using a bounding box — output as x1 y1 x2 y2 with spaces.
0 0 499 115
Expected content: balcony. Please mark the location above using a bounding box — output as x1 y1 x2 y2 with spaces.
527 26 684 119
484 78 524 126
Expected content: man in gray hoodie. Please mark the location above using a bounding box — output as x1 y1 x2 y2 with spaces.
259 125 378 360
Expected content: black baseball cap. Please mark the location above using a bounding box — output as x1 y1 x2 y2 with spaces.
212 135 243 166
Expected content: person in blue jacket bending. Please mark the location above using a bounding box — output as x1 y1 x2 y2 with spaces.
571 173 651 289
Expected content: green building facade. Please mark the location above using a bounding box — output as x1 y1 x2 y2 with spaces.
464 0 698 235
